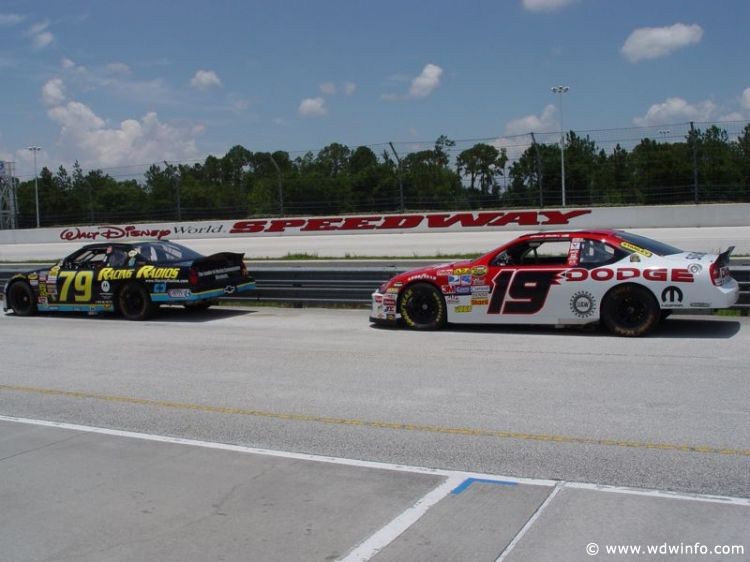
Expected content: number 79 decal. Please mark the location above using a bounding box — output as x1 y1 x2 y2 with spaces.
487 269 562 315
58 271 94 302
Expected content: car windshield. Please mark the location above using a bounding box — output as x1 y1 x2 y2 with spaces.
616 232 683 256
134 242 203 263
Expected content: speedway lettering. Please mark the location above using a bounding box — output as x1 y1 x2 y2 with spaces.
60 225 172 241
228 210 591 235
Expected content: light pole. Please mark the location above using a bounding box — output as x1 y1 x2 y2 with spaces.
658 129 671 143
26 146 41 227
551 85 569 206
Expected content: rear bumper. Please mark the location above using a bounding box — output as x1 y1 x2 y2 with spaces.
151 280 256 304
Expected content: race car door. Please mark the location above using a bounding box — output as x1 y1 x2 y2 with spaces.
481 235 574 324
54 246 109 308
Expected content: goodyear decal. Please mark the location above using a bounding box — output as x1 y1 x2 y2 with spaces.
136 266 180 280
620 241 653 258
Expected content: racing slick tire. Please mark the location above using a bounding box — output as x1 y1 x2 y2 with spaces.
118 283 155 321
601 284 660 337
399 282 447 331
7 281 37 316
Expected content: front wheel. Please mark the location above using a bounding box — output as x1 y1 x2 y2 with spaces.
118 283 154 321
7 281 37 316
601 285 660 337
398 282 446 330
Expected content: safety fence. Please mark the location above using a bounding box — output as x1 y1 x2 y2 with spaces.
1 263 749 313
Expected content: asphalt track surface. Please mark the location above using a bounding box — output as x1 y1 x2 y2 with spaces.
2 307 749 560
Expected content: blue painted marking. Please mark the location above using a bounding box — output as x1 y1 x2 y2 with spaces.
451 478 517 495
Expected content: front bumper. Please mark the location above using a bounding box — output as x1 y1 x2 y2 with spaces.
370 290 399 325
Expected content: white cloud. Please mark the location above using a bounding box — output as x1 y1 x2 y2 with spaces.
190 69 222 90
522 0 577 13
27 20 54 50
742 87 750 110
633 97 717 126
0 13 24 26
42 78 66 106
344 82 356 96
621 23 703 63
47 101 199 168
504 104 558 135
298 97 327 117
319 82 337 95
104 62 131 76
61 57 76 69
409 63 443 98
719 112 745 122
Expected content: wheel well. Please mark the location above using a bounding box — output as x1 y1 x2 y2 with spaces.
601 282 661 310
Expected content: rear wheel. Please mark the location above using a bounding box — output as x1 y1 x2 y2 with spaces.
601 285 660 337
7 281 37 316
399 282 446 330
118 283 154 321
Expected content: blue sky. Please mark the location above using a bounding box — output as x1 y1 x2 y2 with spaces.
1 0 749 179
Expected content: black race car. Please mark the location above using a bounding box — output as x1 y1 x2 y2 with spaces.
3 240 255 320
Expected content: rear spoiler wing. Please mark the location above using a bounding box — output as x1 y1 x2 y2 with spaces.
717 246 734 268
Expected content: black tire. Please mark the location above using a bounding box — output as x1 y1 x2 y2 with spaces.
398 282 446 330
601 284 660 337
7 281 37 316
118 283 154 321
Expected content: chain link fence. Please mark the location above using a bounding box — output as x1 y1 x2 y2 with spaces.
5 120 750 228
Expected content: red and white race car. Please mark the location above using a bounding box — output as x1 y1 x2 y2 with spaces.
370 230 739 336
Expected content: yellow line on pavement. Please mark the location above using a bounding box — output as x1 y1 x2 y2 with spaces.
2 384 748 457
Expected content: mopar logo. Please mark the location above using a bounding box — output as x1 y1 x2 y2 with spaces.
661 286 683 303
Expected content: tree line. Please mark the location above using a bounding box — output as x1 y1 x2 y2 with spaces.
12 123 750 227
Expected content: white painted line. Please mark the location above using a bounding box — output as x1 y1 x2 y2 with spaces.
563 481 750 507
496 482 564 562
2 415 749 508
339 475 464 562
0 415 552 486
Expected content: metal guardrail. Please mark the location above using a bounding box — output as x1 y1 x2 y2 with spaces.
1 264 749 312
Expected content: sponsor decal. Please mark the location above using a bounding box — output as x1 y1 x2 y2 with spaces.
168 288 192 298
453 267 470 275
101 281 111 293
446 295 460 304
60 225 171 241
455 286 472 295
136 266 180 280
374 295 384 304
562 267 694 283
686 252 707 260
407 273 436 282
199 266 240 277
448 275 460 285
153 283 167 293
454 305 472 313
224 285 236 295
661 286 684 304
688 263 703 274
690 302 710 308
471 265 488 276
460 274 472 286
472 276 486 286
570 291 596 318
629 254 641 263
471 297 489 306
386 287 400 294
620 241 653 257
98 268 134 281
393 282 403 288
436 269 452 277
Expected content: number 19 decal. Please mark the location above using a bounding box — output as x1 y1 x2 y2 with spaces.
488 270 561 315
58 271 94 302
